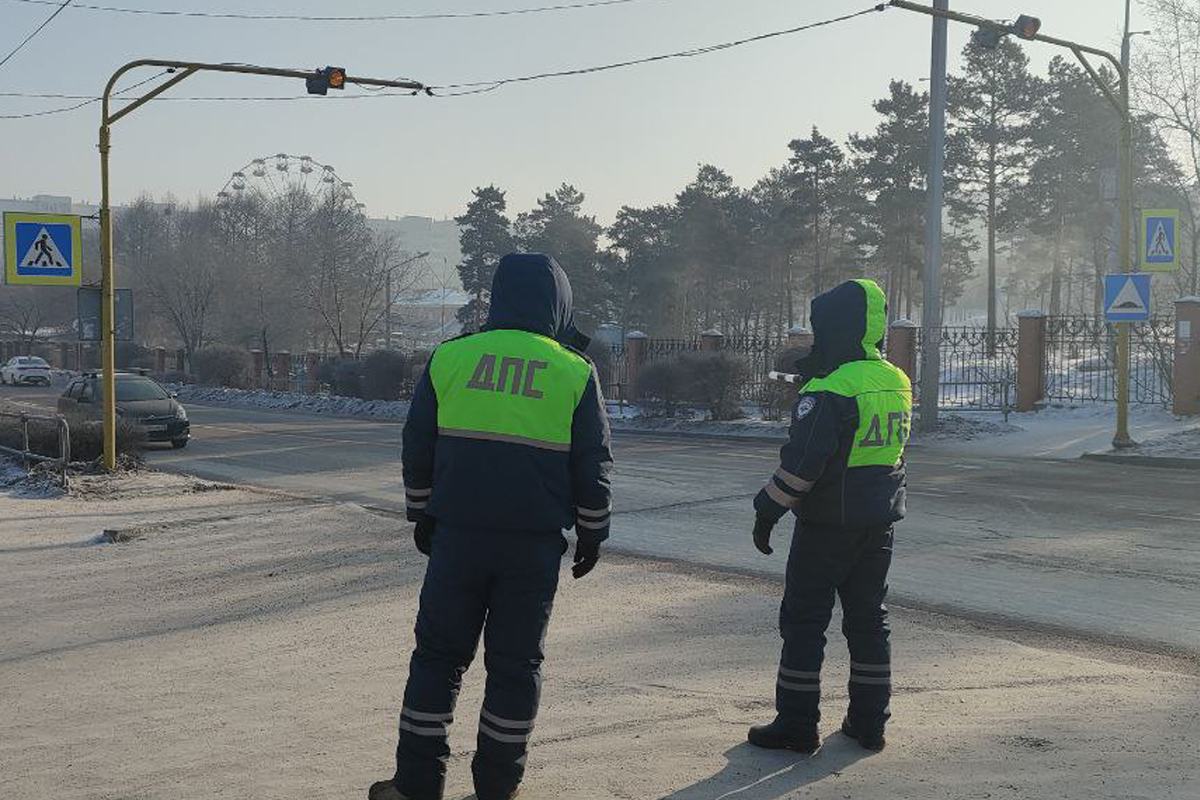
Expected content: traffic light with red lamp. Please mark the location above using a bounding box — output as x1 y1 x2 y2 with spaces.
971 14 1040 49
306 66 347 95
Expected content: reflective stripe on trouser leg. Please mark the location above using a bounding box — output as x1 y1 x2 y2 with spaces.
838 525 894 734
396 530 489 800
776 523 841 725
471 532 563 799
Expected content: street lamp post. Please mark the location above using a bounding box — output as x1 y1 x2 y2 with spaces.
919 0 949 434
97 60 424 470
888 1 1137 448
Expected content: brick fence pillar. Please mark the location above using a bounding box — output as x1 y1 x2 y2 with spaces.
272 351 291 392
887 319 919 384
1174 297 1200 416
625 331 648 401
249 349 264 389
306 351 321 394
154 346 167 375
700 328 724 352
1016 311 1047 412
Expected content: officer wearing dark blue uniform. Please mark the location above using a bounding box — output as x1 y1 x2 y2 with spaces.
747 279 911 754
369 254 613 800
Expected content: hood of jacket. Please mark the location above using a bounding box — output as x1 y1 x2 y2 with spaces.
484 253 590 350
796 279 888 378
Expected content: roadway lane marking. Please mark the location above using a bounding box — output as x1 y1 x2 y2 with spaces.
190 423 399 449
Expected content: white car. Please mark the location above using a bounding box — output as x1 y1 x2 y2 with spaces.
1 356 52 386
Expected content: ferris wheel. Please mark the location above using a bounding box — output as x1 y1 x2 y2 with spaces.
215 153 366 214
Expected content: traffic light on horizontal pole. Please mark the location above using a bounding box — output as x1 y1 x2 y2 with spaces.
306 66 347 95
1013 15 1041 40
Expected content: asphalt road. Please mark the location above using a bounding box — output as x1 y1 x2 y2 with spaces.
4 383 1198 657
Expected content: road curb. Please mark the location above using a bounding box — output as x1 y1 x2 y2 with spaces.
1080 452 1200 470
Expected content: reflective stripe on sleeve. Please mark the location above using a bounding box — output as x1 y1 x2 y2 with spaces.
773 467 813 493
405 487 433 498
576 517 609 531
576 505 611 519
763 480 796 508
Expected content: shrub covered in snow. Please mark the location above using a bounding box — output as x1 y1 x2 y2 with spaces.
637 350 750 421
360 350 408 401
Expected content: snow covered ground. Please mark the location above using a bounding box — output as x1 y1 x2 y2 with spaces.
1116 425 1200 462
919 404 1198 459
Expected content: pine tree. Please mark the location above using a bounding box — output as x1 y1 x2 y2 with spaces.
455 186 513 332
947 38 1039 336
515 184 605 327
849 80 929 320
788 126 846 297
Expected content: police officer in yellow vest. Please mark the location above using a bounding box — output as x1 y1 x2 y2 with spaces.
747 279 911 755
370 254 613 800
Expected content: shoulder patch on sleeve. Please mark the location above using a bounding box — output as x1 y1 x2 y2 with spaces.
795 395 818 421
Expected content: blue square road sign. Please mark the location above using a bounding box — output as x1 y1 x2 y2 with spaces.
1104 273 1152 323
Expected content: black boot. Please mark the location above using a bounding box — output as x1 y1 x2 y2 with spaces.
747 716 820 754
841 716 886 751
368 778 437 800
476 786 521 800
368 780 411 800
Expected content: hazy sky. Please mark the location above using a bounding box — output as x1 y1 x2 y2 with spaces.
0 0 1148 223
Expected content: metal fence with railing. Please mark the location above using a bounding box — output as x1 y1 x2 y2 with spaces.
0 409 71 477
1044 315 1174 405
916 326 1018 413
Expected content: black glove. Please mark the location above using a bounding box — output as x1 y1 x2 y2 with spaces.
752 515 777 555
413 518 435 557
572 536 601 579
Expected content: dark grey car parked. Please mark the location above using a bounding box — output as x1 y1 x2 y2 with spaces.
58 372 190 448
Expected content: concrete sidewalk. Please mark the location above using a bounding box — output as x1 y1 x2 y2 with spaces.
1 475 1196 799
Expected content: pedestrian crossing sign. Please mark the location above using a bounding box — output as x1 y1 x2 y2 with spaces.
1141 209 1179 272
1104 273 1152 323
3 212 83 286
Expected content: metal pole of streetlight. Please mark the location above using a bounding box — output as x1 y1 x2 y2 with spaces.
888 0 1136 448
919 0 948 433
97 59 424 470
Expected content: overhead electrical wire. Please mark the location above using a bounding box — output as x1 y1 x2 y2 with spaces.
0 69 170 118
0 0 656 22
0 0 72 71
1 4 889 118
425 4 888 96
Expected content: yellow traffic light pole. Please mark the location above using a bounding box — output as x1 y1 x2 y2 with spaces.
97 60 424 470
888 1 1137 448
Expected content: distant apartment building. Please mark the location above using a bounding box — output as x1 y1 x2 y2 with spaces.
367 215 462 289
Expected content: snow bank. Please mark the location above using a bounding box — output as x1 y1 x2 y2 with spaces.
172 384 411 420
1121 426 1200 461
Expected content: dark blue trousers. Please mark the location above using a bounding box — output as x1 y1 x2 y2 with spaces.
775 521 893 735
394 524 563 800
